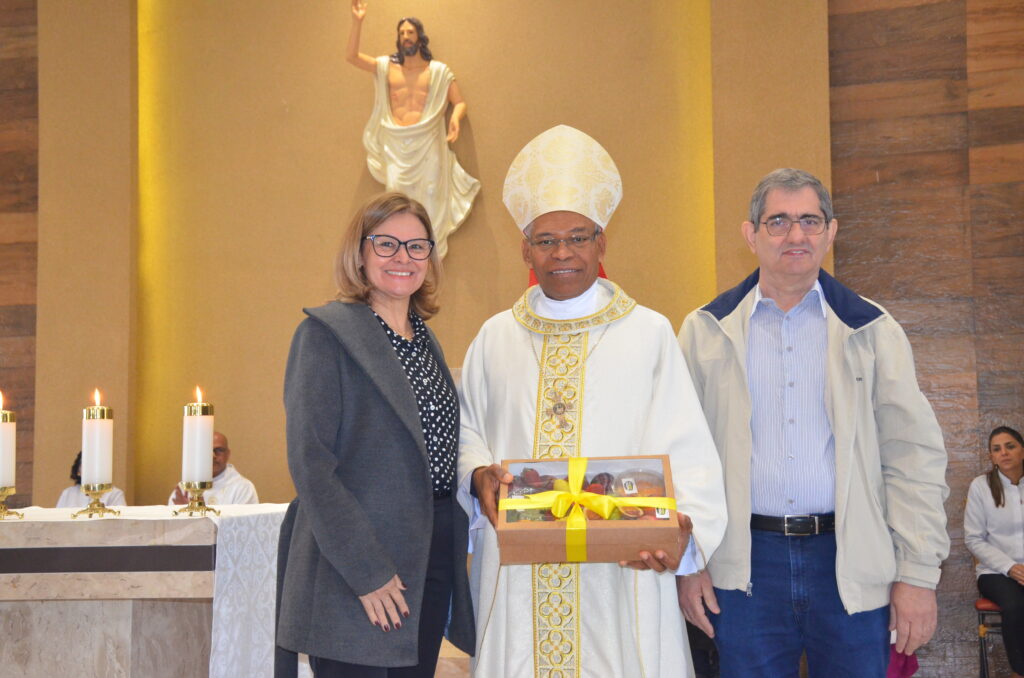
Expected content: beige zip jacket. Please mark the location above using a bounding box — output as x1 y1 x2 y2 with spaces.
678 269 949 613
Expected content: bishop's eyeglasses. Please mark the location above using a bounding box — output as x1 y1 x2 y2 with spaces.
760 215 828 237
364 234 435 260
526 228 601 252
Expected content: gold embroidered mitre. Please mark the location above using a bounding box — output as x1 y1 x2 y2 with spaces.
503 125 622 232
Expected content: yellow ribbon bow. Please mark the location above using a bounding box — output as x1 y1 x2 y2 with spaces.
498 457 677 561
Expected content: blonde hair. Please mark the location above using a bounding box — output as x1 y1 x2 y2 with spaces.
334 192 442 319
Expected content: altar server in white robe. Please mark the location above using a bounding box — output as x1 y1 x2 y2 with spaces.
168 432 259 506
56 451 126 508
457 125 728 678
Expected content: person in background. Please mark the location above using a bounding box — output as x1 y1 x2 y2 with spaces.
56 451 126 508
965 425 1024 678
169 431 258 505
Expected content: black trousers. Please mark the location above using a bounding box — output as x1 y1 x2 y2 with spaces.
979 573 1024 673
311 497 455 678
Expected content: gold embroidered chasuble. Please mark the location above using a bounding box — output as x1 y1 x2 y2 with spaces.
512 283 637 678
457 278 727 678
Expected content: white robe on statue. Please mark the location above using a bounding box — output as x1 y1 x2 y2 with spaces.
362 56 480 259
457 279 727 678
167 464 259 506
57 484 126 508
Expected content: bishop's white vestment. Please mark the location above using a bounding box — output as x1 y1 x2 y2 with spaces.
457 280 727 678
362 56 480 259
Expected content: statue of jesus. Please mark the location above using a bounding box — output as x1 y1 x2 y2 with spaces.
347 0 480 258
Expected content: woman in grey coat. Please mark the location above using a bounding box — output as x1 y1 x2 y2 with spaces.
277 193 474 677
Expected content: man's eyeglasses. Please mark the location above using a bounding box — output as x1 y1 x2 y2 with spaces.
760 215 827 237
364 235 435 260
526 229 600 252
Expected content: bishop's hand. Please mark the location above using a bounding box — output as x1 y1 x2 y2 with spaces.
619 512 691 572
472 464 513 527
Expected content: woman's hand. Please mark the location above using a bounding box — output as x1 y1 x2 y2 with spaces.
358 574 409 631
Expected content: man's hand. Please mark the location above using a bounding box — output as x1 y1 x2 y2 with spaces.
171 486 188 505
351 0 366 21
358 574 408 632
619 512 692 573
472 464 513 527
1009 563 1024 585
677 569 718 637
889 581 937 654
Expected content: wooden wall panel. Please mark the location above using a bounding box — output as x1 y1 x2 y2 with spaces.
830 1 965 49
830 0 1024 675
831 112 967 157
971 183 1024 256
969 142 1024 183
967 28 1024 72
830 78 967 122
832 148 968 190
968 15 1024 659
968 105 1024 145
0 0 35 508
830 0 949 15
969 67 1024 108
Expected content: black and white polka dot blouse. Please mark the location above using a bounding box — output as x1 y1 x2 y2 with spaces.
373 311 457 498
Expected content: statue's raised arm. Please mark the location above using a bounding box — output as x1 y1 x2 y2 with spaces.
346 0 376 73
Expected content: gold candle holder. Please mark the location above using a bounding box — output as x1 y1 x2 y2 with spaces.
184 402 213 417
71 483 121 519
0 486 23 520
172 480 220 517
83 405 113 420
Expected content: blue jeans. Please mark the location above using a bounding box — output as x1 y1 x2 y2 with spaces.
710 529 890 678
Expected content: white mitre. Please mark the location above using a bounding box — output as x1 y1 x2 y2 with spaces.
502 125 622 232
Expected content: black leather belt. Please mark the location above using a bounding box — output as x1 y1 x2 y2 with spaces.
750 513 835 536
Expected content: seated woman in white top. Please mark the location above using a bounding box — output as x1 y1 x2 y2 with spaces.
55 451 126 508
965 426 1024 678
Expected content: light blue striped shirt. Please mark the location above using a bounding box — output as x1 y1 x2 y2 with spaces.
747 282 836 516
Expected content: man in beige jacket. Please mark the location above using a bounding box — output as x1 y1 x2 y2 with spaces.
677 168 949 678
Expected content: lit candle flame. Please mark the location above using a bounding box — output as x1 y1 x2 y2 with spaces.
0 390 4 411
196 386 203 403
93 389 101 407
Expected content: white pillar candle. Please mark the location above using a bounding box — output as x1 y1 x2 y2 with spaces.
182 387 214 483
0 391 15 488
82 389 113 486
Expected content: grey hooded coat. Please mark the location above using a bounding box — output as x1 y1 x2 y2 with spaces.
276 301 474 672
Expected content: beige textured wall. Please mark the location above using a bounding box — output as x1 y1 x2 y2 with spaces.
711 1 834 289
34 0 136 507
34 1 830 506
